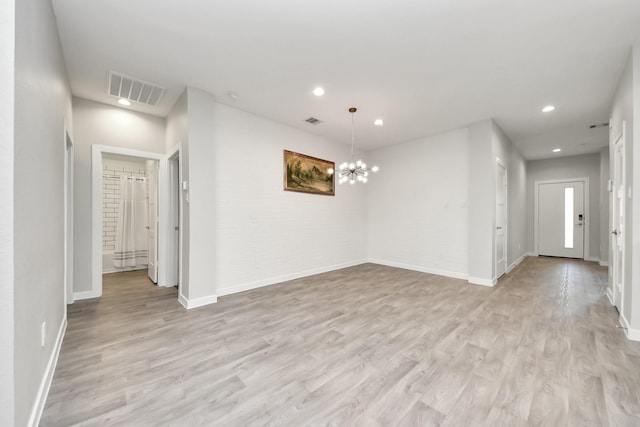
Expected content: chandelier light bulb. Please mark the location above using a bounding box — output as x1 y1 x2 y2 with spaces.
371 166 379 172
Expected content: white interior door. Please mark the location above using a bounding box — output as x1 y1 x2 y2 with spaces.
495 163 507 278
612 133 625 309
538 181 584 258
147 161 158 283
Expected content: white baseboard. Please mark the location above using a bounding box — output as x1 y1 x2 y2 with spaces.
28 315 67 427
367 259 468 281
507 253 528 273
468 276 496 287
606 288 615 305
72 288 101 301
585 256 600 263
599 260 609 267
178 293 217 309
619 314 640 341
626 327 640 342
216 259 368 297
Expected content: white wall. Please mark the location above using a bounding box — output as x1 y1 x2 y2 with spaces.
525 154 603 261
72 98 166 293
13 0 73 424
0 0 15 424
610 47 638 331
183 90 368 297
492 121 528 269
165 90 190 295
468 120 494 282
368 128 470 278
183 88 215 301
633 45 640 332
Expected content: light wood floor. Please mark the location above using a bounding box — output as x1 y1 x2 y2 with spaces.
41 257 640 426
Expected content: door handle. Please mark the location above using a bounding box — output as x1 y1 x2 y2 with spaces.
496 226 502 230
612 230 619 235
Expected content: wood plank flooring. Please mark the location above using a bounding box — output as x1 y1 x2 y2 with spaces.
41 257 640 426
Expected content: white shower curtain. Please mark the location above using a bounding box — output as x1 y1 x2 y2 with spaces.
114 176 148 268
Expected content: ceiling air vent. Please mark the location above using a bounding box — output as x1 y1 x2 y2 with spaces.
305 117 321 125
108 71 166 106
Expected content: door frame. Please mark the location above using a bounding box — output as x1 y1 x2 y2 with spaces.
64 125 74 304
609 123 625 312
89 145 168 298
494 159 507 279
166 143 183 293
534 177 590 259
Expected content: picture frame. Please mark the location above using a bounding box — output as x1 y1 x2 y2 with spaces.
283 150 335 196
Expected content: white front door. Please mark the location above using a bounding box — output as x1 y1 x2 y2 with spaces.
612 130 625 309
495 163 507 278
147 161 158 283
538 181 585 258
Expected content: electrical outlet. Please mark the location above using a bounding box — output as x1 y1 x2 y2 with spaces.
41 322 46 347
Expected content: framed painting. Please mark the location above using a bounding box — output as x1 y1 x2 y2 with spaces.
283 150 335 196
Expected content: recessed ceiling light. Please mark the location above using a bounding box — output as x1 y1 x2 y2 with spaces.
542 105 555 113
117 98 131 106
374 119 383 126
313 87 325 96
553 148 561 153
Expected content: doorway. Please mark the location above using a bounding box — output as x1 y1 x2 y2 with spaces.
535 179 589 259
611 124 625 311
91 145 165 298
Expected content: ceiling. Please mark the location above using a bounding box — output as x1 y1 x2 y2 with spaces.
51 0 640 159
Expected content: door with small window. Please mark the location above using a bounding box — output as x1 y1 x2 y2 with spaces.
537 181 585 258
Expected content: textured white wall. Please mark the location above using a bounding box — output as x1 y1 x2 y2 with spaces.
72 98 166 293
0 0 15 424
13 0 72 424
368 128 470 278
192 97 368 296
525 153 603 260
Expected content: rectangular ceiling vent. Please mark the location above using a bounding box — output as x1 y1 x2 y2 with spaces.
305 117 321 125
108 71 166 106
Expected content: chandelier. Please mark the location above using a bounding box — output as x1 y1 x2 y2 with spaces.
328 107 379 184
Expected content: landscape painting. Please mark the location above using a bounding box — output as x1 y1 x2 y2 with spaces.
284 150 335 196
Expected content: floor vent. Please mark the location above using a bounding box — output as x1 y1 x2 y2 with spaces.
305 117 321 125
108 71 166 106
